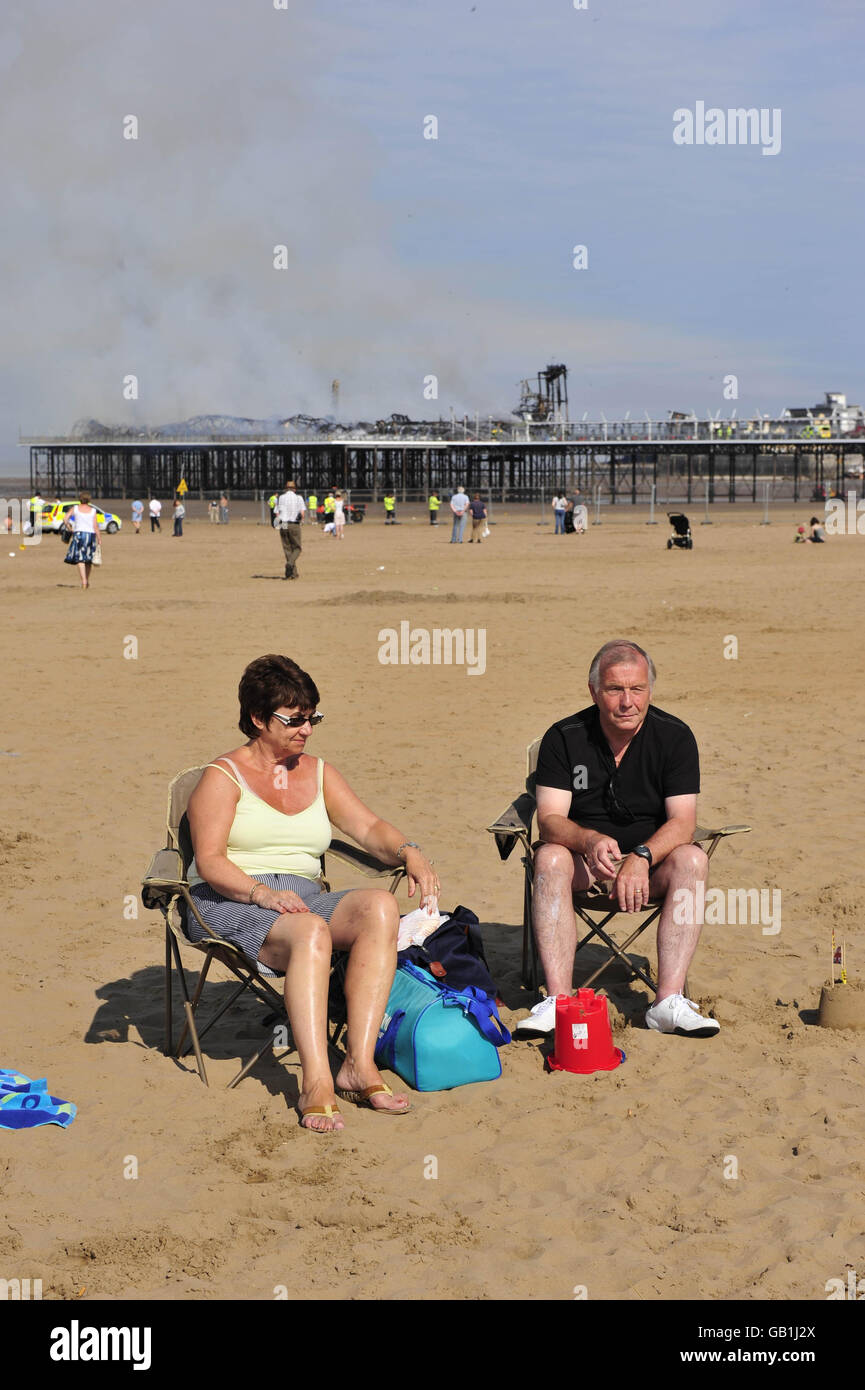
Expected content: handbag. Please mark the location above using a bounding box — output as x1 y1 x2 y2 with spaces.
91 546 102 566
375 960 510 1091
398 904 497 996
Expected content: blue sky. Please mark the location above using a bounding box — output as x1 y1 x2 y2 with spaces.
1 0 863 464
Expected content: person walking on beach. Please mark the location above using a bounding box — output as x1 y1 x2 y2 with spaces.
219 493 229 524
63 491 101 589
131 499 144 534
208 499 219 524
552 491 567 535
275 479 305 579
383 492 396 524
428 491 441 525
173 498 185 537
468 492 487 542
449 485 469 543
149 498 162 532
333 490 346 540
307 492 318 524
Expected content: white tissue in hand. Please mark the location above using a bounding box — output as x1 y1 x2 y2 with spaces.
397 900 448 951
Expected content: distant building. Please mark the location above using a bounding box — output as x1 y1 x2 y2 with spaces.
785 392 864 435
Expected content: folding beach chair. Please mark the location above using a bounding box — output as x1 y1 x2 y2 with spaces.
487 738 751 993
141 766 406 1088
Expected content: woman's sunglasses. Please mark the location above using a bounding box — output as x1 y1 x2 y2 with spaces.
270 711 324 728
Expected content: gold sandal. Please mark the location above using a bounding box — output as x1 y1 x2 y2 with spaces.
298 1103 342 1130
336 1083 410 1114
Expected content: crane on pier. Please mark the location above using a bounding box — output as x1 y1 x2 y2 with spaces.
513 364 569 423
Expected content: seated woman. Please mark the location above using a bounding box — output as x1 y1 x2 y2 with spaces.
186 653 439 1133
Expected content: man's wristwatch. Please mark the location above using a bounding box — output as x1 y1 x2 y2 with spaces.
631 844 653 868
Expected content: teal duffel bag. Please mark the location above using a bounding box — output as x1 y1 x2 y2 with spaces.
375 960 511 1091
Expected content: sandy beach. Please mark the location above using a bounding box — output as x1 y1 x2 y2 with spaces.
2 501 863 1302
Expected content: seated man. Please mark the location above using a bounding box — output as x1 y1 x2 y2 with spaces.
516 639 718 1039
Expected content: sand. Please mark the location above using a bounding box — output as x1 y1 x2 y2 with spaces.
1 501 863 1302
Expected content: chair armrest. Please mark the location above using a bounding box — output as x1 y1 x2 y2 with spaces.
325 839 405 879
143 847 185 883
141 848 186 910
694 824 752 841
694 824 752 863
487 791 536 861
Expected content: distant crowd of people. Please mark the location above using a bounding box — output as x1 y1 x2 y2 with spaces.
17 479 846 605
126 491 228 534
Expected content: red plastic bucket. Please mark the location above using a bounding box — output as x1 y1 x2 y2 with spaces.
548 989 625 1074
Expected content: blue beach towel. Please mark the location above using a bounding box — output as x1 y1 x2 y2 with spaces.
0 1070 76 1129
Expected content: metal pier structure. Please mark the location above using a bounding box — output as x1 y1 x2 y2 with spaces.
25 432 863 505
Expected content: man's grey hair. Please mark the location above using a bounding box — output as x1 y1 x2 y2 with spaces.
588 640 656 692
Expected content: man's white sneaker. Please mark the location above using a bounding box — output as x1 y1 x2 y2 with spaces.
645 993 720 1037
515 994 559 1037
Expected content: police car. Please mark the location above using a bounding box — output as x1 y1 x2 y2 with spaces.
40 501 123 535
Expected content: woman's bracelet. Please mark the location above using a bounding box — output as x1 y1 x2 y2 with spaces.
395 841 420 861
248 882 264 904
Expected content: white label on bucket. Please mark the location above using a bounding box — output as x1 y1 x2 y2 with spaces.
572 1023 589 1041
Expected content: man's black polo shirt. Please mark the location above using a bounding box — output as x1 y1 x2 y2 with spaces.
535 704 700 854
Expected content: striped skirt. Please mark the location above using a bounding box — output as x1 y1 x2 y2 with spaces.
187 873 350 977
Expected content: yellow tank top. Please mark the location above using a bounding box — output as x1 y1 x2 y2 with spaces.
188 756 331 886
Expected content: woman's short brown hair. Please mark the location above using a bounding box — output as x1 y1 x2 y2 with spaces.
238 655 320 738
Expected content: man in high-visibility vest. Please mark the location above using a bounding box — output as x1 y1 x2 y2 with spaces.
268 493 278 526
29 491 45 534
428 491 441 526
307 492 318 524
323 493 335 527
383 492 396 524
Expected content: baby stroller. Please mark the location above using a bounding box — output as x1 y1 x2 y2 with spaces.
666 513 692 550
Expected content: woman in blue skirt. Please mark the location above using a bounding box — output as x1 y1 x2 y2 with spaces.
63 492 101 588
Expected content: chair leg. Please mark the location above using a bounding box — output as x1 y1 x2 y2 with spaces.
521 858 539 991
167 930 200 1057
175 951 215 1056
183 1002 209 1086
178 978 249 1057
227 1035 277 1090
164 925 173 1056
580 950 657 995
574 910 660 994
